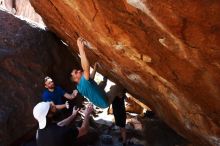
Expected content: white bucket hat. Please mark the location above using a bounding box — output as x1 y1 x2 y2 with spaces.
33 102 50 129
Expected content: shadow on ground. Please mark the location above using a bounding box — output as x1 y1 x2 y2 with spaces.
15 109 189 146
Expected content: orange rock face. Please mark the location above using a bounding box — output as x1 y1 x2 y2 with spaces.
29 0 220 145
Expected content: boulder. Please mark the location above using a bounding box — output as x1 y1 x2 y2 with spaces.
0 0 44 25
0 10 79 145
29 0 220 145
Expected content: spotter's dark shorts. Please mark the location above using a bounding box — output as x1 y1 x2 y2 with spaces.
112 96 126 128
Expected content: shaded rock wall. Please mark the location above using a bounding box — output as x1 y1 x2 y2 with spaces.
0 10 79 145
29 0 220 145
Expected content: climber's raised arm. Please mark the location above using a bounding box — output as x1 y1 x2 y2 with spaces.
77 37 90 80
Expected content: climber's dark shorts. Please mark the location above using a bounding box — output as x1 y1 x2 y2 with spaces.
112 95 126 128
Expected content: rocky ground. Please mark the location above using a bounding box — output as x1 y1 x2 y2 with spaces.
21 103 188 146
89 107 188 146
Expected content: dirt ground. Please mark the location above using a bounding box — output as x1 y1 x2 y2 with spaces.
19 105 189 146
89 108 189 146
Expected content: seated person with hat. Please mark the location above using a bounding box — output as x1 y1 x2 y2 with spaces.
33 102 93 146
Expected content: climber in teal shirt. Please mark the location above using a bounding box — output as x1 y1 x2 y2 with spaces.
71 37 124 108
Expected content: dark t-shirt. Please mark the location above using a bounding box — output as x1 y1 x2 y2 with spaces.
36 123 79 146
42 86 65 105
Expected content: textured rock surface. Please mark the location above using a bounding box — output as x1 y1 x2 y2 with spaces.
0 10 79 145
0 0 44 26
29 0 220 145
